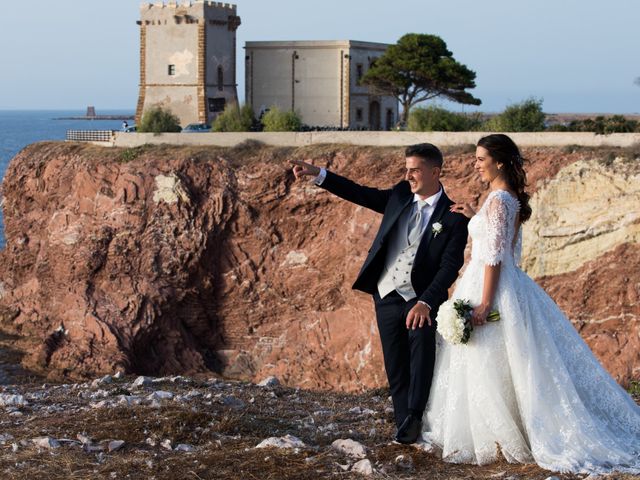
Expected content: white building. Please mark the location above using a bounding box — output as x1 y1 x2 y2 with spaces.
135 1 241 127
245 40 399 130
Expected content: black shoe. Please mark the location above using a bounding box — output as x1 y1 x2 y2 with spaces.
395 414 422 444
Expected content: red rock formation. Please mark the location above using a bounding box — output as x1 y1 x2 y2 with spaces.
0 141 636 389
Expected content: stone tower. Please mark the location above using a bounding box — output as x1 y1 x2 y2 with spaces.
135 1 241 127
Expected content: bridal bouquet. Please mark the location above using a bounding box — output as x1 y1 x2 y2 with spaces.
436 299 500 345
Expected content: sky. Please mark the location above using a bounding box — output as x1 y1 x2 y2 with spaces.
1 0 638 113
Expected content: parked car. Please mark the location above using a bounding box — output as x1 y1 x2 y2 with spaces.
182 123 211 133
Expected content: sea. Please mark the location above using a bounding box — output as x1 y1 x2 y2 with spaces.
0 110 133 249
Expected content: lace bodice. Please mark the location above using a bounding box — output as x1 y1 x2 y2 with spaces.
468 190 522 267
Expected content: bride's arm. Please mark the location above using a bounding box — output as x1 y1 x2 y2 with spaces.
472 193 509 325
472 265 500 325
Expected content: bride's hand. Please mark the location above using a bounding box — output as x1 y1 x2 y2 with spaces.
450 203 475 218
471 304 491 326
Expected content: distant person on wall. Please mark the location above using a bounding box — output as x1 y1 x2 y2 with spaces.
122 120 128 131
421 134 640 474
291 144 469 444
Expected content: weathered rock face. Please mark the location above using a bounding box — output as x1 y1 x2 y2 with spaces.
0 141 637 389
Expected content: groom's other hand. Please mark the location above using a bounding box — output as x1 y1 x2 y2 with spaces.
406 302 431 330
291 159 320 179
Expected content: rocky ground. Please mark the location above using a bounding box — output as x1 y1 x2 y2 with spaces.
1 374 638 480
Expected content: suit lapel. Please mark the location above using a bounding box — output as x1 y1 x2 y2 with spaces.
380 194 413 240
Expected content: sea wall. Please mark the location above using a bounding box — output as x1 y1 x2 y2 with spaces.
111 131 640 148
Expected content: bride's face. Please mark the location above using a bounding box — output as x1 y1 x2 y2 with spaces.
474 146 502 183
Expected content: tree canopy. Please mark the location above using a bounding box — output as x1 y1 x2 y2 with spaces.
362 33 481 126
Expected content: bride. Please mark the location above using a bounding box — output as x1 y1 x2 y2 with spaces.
420 134 640 474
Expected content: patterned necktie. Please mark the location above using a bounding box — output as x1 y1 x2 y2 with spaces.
407 200 428 244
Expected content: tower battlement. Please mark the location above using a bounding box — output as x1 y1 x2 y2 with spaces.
141 1 237 11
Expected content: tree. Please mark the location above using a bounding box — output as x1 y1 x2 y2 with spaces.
408 106 483 132
261 107 302 132
213 103 254 132
362 33 481 126
484 98 545 132
138 106 182 133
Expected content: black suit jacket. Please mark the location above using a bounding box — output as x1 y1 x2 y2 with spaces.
320 170 469 314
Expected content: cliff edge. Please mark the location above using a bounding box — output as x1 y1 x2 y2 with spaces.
0 141 638 389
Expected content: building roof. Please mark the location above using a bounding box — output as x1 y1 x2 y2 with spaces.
244 40 390 51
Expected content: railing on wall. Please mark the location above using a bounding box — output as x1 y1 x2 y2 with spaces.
66 130 115 143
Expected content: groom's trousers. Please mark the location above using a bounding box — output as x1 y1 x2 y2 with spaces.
373 290 437 428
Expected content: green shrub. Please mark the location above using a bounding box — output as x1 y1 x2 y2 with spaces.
408 106 483 132
138 106 182 133
262 107 302 132
213 103 254 132
559 115 638 134
484 98 545 132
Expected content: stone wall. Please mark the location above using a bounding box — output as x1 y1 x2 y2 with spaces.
112 131 640 148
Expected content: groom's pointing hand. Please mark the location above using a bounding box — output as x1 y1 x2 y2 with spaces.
406 302 431 330
291 159 321 179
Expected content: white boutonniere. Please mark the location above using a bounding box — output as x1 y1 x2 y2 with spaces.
432 222 443 237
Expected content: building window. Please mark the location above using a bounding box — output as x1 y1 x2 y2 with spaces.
356 64 364 84
217 66 224 91
168 65 176 76
369 57 378 68
356 108 363 122
208 97 226 113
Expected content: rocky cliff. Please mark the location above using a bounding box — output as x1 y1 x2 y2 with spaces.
0 141 638 389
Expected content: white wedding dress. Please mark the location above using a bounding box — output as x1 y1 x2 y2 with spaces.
421 189 640 474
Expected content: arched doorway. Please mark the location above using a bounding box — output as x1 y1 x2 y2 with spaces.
369 101 381 130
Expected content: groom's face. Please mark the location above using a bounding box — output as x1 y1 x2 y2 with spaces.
405 156 440 197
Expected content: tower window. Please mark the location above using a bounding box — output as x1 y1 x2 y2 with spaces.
217 66 224 91
168 65 176 76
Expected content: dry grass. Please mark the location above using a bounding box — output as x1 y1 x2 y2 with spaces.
2 378 637 480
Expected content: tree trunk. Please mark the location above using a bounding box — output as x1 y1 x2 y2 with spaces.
400 101 411 127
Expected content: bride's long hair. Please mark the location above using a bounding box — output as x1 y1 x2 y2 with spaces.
477 134 532 223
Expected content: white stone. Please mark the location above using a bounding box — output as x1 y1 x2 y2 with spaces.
0 394 27 407
281 250 308 267
256 434 306 450
114 371 125 380
394 454 413 469
132 376 153 388
352 458 374 475
175 443 196 452
153 174 191 205
91 375 113 388
118 395 142 406
257 376 280 387
147 390 174 401
161 439 173 450
331 439 366 459
108 440 125 452
349 406 375 415
32 436 60 449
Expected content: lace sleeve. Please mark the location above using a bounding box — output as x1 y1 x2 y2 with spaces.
481 193 510 266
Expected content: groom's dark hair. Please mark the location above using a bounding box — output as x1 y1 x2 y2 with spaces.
405 143 443 168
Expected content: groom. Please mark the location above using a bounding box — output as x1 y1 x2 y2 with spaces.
292 144 468 444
